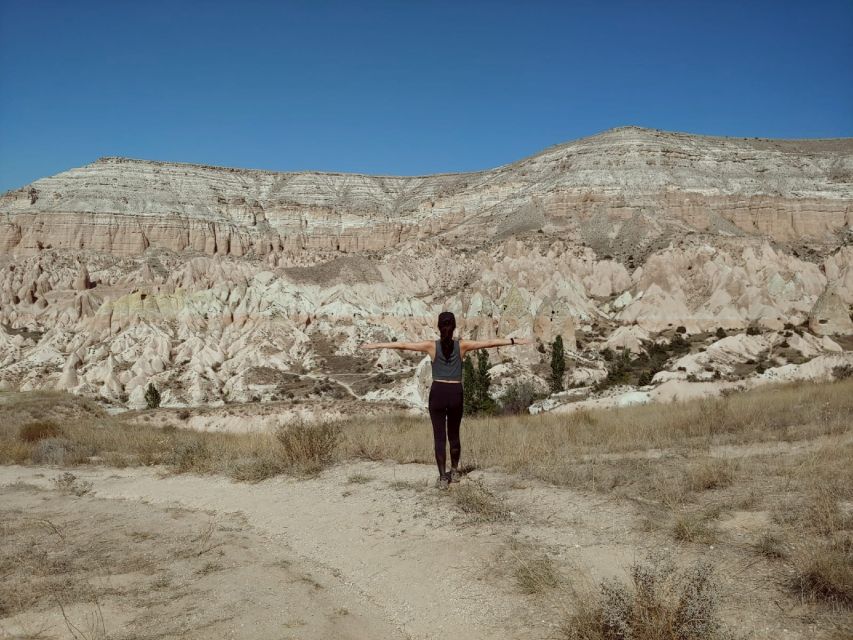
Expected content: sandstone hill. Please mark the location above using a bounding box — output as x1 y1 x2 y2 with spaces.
1 127 851 416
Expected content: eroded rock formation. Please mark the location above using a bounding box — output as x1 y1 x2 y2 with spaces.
1 127 851 412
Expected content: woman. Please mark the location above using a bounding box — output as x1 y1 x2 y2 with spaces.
359 311 531 489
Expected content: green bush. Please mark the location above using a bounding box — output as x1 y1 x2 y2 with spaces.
595 348 633 391
637 370 654 387
501 380 540 415
669 333 689 352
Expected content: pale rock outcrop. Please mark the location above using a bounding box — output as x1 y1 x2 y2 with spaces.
603 326 650 354
762 353 853 382
808 287 853 335
73 265 93 290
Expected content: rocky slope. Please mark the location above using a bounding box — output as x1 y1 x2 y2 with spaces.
1 127 851 414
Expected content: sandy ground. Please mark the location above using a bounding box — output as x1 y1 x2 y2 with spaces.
0 459 834 640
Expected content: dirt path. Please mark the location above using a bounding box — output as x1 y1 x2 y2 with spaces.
1 481 401 640
0 459 828 640
1 462 641 640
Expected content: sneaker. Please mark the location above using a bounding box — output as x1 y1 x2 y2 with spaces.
449 468 462 483
436 474 450 490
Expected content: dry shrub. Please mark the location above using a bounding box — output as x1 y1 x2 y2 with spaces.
787 536 853 607
18 420 64 442
685 458 736 492
275 420 341 475
51 472 93 496
31 438 88 465
561 556 730 640
228 456 284 483
451 480 509 522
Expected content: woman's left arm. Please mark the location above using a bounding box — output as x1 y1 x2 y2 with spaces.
459 337 532 358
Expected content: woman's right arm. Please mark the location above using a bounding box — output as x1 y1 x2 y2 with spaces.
359 340 432 354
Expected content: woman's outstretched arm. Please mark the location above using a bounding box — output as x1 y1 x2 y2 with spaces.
359 340 433 354
460 337 531 358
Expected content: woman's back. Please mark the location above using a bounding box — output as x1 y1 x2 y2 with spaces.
432 339 462 381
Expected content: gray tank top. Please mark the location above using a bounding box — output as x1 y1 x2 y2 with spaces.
432 339 462 381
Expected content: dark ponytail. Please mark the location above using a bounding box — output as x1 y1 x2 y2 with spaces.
437 311 456 360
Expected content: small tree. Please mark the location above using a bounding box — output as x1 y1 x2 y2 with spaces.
474 350 498 414
462 351 497 415
550 335 565 393
715 327 727 339
145 383 161 409
462 355 478 414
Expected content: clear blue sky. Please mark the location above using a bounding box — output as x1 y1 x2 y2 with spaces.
1 0 851 191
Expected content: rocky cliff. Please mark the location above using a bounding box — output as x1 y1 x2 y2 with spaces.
1 127 851 414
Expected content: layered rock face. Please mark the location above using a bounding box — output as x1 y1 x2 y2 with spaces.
0 127 851 412
2 127 851 258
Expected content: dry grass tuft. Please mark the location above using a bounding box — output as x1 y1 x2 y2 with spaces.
685 458 736 492
388 479 427 491
773 489 851 537
561 556 730 640
787 536 853 607
451 480 509 522
752 531 787 559
275 420 341 476
507 540 561 594
672 513 717 545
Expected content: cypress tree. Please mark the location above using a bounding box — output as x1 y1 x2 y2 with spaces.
550 335 565 393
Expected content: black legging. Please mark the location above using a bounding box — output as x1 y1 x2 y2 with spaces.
428 382 463 476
